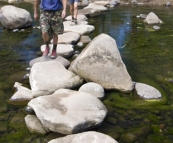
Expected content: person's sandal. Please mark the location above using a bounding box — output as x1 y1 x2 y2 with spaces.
74 18 77 24
51 49 57 59
71 17 74 22
42 46 49 57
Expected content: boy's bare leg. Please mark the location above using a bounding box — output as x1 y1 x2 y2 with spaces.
51 33 58 59
42 32 50 56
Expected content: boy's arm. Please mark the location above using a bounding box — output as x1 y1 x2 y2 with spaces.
61 0 67 19
34 0 40 21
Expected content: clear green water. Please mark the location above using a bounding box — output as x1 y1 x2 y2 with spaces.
1 2 173 143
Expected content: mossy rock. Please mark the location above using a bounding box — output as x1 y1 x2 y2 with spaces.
106 117 118 125
9 112 26 129
121 132 137 143
108 131 121 141
146 134 173 143
145 113 159 123
151 125 160 134
121 125 152 143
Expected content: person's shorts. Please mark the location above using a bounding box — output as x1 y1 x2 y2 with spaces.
69 0 79 5
40 9 64 35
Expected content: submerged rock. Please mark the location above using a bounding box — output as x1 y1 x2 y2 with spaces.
153 25 160 30
135 82 162 99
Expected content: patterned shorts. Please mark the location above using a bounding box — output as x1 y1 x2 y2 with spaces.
40 9 64 35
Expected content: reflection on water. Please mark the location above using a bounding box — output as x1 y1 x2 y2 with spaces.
1 2 173 143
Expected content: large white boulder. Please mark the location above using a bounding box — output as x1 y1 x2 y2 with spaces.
144 12 163 24
69 33 134 92
28 89 107 134
29 61 84 94
48 131 118 143
0 5 32 29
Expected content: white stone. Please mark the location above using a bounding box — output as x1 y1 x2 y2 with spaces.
79 82 105 99
69 33 134 92
94 1 109 6
48 131 118 143
79 35 91 43
28 89 107 134
153 25 160 30
135 82 162 99
0 5 32 29
65 14 88 21
84 3 108 11
29 55 70 68
9 82 34 102
41 44 74 58
25 115 50 135
144 12 163 24
77 42 84 47
63 20 88 26
64 25 95 35
51 32 80 44
29 61 84 93
78 8 102 17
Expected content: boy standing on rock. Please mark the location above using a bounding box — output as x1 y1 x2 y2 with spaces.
34 0 67 59
69 0 79 24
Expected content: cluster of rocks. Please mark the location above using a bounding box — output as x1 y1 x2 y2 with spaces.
4 1 163 143
136 12 163 31
121 0 173 6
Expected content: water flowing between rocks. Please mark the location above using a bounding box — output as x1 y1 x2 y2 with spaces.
0 1 173 143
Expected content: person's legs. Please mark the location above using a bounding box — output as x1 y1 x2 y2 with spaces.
51 33 58 59
50 10 64 59
73 1 78 24
73 2 78 19
42 32 50 56
69 4 74 21
40 10 50 56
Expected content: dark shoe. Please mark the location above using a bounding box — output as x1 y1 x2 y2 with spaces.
42 46 49 57
71 17 74 22
74 18 77 24
51 49 57 59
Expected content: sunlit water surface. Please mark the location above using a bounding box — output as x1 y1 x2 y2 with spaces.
0 2 173 143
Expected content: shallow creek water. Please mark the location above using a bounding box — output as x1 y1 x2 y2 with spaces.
1 2 173 143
